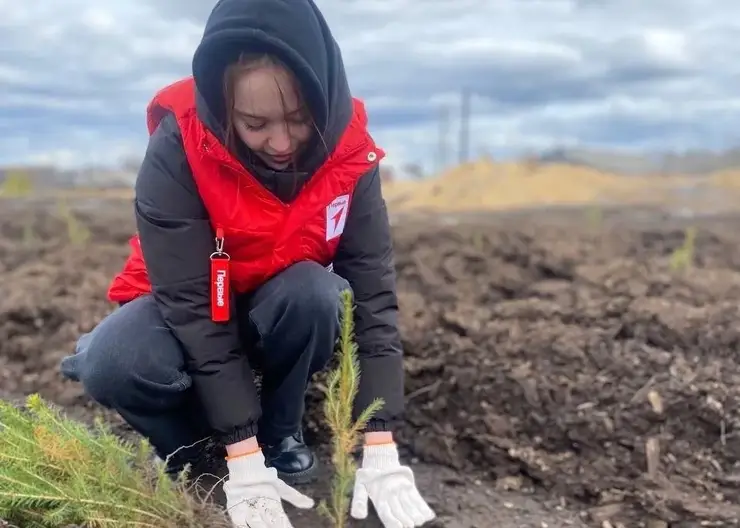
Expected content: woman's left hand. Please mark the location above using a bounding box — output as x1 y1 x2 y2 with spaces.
350 442 436 527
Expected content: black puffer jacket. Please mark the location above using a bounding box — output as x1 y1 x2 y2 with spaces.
133 0 405 445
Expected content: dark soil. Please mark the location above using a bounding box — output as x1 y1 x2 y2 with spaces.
3 197 740 527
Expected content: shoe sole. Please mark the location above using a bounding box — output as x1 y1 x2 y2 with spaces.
274 457 320 486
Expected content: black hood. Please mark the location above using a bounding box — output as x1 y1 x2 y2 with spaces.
191 0 353 172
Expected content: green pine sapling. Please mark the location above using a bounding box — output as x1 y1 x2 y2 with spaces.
318 289 384 528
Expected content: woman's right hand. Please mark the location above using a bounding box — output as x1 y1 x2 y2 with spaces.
223 449 315 527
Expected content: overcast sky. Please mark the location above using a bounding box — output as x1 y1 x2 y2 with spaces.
0 0 734 172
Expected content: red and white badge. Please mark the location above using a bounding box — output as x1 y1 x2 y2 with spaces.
210 227 230 322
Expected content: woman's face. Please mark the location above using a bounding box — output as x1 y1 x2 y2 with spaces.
232 63 312 170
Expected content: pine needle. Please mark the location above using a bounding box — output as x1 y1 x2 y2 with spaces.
318 289 385 528
0 394 229 528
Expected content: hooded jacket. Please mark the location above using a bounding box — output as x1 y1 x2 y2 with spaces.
115 0 404 445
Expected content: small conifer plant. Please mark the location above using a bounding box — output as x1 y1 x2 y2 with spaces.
318 290 385 528
669 225 697 272
0 394 229 527
56 198 91 246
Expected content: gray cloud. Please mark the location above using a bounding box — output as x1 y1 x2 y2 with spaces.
0 0 736 172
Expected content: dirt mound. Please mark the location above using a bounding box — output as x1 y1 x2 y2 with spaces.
3 199 740 526
380 158 697 213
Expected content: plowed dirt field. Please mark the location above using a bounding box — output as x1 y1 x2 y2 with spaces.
2 198 740 527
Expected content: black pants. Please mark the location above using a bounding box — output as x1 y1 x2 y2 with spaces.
60 261 350 460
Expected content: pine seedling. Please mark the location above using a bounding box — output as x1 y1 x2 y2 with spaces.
318 290 384 528
56 198 91 246
0 394 229 528
669 225 697 272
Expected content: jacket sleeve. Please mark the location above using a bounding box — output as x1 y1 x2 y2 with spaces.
133 113 261 445
332 164 405 431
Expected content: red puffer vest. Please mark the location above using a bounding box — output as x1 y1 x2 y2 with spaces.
107 76 384 306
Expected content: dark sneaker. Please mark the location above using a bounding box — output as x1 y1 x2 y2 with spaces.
261 429 318 485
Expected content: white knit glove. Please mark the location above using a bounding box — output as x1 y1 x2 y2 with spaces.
351 443 436 527
223 449 314 527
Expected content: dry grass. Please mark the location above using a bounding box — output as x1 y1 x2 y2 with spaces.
709 168 740 189
381 158 704 212
0 187 134 201
9 159 740 216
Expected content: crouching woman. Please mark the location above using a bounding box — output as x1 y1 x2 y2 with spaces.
59 0 435 526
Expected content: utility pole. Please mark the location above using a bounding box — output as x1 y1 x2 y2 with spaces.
458 87 471 164
437 104 450 173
